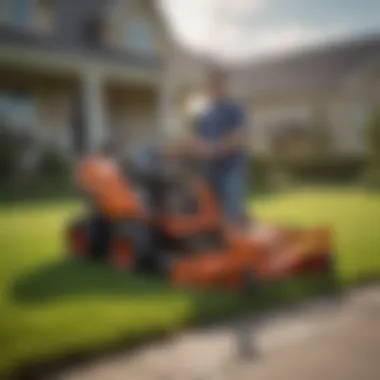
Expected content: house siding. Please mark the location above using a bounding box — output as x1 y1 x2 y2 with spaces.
35 80 74 151
35 0 56 34
102 0 166 61
106 85 158 148
248 59 380 155
249 95 325 154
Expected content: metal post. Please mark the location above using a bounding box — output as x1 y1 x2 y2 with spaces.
82 69 107 152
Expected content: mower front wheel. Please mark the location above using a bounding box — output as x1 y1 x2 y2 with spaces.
109 223 134 272
109 220 154 272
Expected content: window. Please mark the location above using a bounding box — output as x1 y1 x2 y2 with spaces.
124 18 156 55
83 17 103 47
8 0 35 28
0 91 37 134
36 0 56 34
351 102 370 151
39 0 55 9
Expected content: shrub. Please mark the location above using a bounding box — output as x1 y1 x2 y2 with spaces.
364 105 380 190
248 155 271 191
280 155 366 185
248 155 295 194
249 154 366 191
310 108 333 156
40 148 71 180
0 123 73 202
0 125 34 183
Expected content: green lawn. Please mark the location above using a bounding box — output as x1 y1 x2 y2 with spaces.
0 188 379 377
252 188 380 283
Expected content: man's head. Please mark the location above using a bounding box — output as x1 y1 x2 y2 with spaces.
206 67 227 102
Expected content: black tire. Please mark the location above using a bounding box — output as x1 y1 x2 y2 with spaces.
88 214 112 261
110 220 154 272
67 215 111 262
67 218 92 260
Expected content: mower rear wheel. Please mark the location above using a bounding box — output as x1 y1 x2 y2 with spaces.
110 236 133 271
109 220 153 272
67 219 92 260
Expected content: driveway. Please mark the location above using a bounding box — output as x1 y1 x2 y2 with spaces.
61 285 380 380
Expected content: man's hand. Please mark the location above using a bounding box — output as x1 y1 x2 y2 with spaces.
163 139 187 158
187 138 216 159
214 129 245 157
189 129 245 160
164 138 216 160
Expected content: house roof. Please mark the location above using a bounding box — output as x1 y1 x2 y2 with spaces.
0 26 162 69
0 0 162 70
160 30 380 100
229 34 380 99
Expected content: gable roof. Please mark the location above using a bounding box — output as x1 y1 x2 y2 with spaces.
229 34 380 99
0 0 163 70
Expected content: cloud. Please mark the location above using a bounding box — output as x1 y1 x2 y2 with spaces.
218 24 352 61
160 0 319 58
206 23 315 61
242 25 321 55
159 0 217 50
159 0 266 52
225 0 266 13
159 0 380 61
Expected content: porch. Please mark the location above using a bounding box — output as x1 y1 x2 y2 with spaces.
0 45 176 158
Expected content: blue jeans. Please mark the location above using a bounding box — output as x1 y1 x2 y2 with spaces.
207 164 246 224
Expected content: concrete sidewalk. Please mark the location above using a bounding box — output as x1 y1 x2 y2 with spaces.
61 285 380 380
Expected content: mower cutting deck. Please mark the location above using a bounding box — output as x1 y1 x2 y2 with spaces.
67 151 334 293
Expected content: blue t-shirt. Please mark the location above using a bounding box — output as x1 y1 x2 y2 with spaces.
196 99 245 173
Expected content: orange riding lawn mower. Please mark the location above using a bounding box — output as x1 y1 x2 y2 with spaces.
67 146 335 293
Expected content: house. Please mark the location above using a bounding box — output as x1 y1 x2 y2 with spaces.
1 1 379 163
230 35 380 156
0 0 179 159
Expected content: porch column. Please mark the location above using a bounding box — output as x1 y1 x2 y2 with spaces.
158 58 181 139
82 69 108 152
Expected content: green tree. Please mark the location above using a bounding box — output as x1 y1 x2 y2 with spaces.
311 108 333 156
364 105 380 190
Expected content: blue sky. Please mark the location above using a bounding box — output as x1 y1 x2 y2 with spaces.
159 0 380 61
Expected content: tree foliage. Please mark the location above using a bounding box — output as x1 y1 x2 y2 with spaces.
311 108 333 155
364 105 380 190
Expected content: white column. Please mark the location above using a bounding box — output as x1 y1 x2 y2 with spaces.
157 51 182 140
82 69 107 152
158 67 173 136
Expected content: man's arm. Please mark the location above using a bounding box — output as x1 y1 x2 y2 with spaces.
181 104 246 159
212 127 245 156
190 124 245 158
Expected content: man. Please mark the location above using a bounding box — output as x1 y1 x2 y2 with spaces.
184 68 247 226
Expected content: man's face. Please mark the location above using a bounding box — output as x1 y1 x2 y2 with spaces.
207 74 225 102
